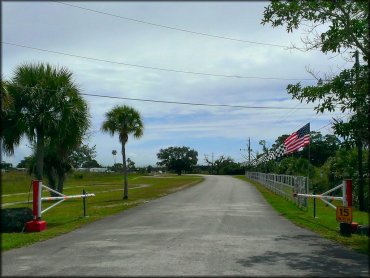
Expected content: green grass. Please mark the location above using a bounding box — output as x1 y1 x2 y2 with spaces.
235 175 369 254
1 171 203 251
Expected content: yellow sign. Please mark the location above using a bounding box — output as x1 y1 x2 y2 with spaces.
336 206 352 223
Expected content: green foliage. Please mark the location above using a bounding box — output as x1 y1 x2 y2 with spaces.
81 159 100 168
262 1 368 58
1 161 13 170
298 132 341 167
3 62 90 182
16 156 34 169
262 3 369 210
73 173 84 179
101 105 144 144
157 146 198 175
205 155 244 175
127 158 136 171
70 144 97 168
1 208 33 232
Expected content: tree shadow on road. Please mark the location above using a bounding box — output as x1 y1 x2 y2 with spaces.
236 234 369 277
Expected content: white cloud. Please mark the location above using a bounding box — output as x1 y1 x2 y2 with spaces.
2 2 349 166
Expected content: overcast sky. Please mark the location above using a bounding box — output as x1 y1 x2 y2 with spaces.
2 1 350 167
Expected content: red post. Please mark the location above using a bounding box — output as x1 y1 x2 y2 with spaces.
345 179 352 207
32 180 40 220
26 180 46 232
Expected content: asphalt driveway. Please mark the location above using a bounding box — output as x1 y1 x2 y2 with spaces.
2 175 368 276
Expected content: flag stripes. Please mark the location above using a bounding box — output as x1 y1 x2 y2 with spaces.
284 123 310 154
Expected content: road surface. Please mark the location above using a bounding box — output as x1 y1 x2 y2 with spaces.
2 175 368 276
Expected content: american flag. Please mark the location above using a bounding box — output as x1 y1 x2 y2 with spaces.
284 123 310 154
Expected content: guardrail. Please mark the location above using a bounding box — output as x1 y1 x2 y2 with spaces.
245 172 308 208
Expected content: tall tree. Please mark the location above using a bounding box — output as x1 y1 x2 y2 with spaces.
112 149 117 165
70 144 97 168
101 105 144 199
157 146 198 175
262 1 369 211
4 63 89 181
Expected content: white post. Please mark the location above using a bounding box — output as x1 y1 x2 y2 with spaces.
342 180 347 206
36 180 42 219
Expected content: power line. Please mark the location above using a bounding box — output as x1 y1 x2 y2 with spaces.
55 1 288 48
80 92 314 110
6 84 315 110
2 41 316 81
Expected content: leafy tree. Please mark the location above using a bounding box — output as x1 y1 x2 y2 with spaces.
205 155 243 175
1 161 13 170
272 134 289 150
3 63 89 181
110 163 123 172
262 1 369 211
70 144 97 168
16 156 34 169
147 165 153 173
82 159 100 168
259 140 269 154
157 146 198 175
102 105 144 199
298 132 341 167
127 158 136 171
262 1 368 57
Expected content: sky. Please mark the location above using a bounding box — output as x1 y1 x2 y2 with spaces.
2 1 351 167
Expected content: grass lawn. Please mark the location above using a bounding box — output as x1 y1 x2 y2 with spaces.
1 171 203 251
235 175 369 255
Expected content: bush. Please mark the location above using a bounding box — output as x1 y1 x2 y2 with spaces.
1 208 33 233
73 173 84 179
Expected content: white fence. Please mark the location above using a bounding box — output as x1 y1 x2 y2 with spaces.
245 172 308 208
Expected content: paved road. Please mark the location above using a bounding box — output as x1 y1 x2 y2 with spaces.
2 175 368 276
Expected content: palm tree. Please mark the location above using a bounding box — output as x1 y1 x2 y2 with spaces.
44 88 90 194
4 62 89 180
102 105 144 199
112 150 117 165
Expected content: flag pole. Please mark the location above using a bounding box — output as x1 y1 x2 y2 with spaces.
307 129 311 210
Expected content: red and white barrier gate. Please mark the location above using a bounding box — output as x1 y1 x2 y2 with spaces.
293 179 354 235
293 179 352 209
26 180 95 232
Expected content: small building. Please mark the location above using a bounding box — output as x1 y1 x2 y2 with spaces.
89 168 108 173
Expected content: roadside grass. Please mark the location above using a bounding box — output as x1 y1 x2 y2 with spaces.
1 171 203 251
235 175 369 255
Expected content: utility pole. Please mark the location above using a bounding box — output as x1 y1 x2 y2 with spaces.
240 138 252 165
248 137 251 163
211 152 214 174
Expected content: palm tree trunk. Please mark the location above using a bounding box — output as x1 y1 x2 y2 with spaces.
35 129 44 180
122 143 128 199
57 172 65 195
47 167 57 197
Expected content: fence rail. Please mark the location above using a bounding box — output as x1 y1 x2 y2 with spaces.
245 172 308 208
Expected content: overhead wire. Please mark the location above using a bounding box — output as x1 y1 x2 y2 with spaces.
6 84 315 110
54 1 288 48
2 42 316 81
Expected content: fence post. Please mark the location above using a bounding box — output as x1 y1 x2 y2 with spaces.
83 189 87 217
313 188 316 218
